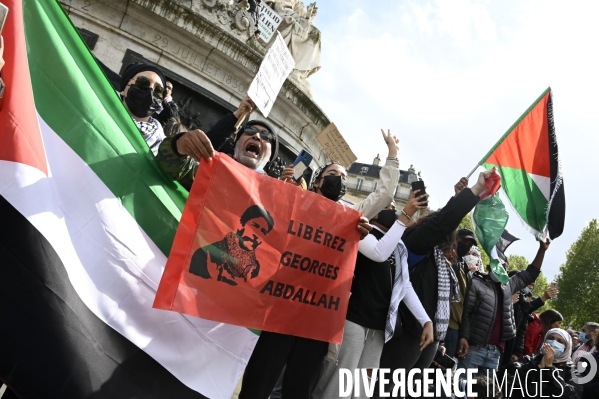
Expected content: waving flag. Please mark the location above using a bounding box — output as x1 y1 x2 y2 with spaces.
472 194 510 283
478 88 565 241
0 1 256 398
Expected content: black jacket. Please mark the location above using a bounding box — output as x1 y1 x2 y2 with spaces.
459 266 540 346
154 99 179 126
506 354 578 399
399 188 479 338
582 352 599 398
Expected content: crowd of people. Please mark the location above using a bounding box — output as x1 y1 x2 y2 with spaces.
2 41 598 397
114 63 599 399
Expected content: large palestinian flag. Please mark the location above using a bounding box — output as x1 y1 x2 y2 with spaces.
0 1 257 398
478 88 565 241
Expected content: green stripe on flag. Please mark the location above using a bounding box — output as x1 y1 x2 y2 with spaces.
24 0 188 255
472 194 509 284
483 163 548 236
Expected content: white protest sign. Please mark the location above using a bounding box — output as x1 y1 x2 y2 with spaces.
247 32 295 118
257 3 282 43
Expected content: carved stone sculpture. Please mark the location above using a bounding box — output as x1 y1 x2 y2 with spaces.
268 1 322 89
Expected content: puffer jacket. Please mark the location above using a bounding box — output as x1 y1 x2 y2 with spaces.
459 265 540 346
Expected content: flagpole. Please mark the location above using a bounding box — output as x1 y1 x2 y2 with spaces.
466 164 480 179
234 111 250 130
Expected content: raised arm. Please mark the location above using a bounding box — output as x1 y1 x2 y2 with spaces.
353 130 400 219
508 241 549 294
358 221 406 262
402 170 494 255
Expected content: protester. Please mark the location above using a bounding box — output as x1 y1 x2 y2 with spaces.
571 331 581 352
119 62 166 155
506 328 578 399
154 80 179 126
580 336 599 398
573 322 599 365
446 229 480 359
313 195 433 398
240 131 402 399
506 284 558 366
457 240 549 377
373 171 497 397
158 96 258 189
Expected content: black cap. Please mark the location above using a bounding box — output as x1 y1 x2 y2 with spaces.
234 120 279 162
119 62 166 93
458 228 477 245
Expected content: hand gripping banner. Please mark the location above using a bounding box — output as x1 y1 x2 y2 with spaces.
154 153 362 343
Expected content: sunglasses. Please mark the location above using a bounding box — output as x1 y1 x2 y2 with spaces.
243 125 275 143
130 76 164 99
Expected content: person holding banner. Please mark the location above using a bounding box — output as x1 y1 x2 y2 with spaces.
239 132 399 399
313 194 433 398
157 96 260 189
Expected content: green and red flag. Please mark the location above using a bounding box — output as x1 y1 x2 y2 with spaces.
478 88 565 241
0 1 257 398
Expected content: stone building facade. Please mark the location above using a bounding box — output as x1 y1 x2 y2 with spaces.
60 0 331 178
346 154 424 212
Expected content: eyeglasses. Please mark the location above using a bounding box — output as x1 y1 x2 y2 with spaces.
243 125 275 143
129 76 164 99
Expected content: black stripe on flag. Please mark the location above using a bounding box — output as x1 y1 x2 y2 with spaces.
0 195 207 399
546 93 566 240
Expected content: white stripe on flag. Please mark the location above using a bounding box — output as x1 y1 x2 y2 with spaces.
0 114 257 399
529 173 551 201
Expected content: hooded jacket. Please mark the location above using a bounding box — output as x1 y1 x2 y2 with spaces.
459 265 540 346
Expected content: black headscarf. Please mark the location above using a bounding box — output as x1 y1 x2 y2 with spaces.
233 120 279 162
119 63 166 93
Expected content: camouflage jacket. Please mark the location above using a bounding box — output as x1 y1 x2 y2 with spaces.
157 113 237 191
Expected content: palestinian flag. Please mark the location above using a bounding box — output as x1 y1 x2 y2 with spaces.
0 1 256 398
478 88 565 241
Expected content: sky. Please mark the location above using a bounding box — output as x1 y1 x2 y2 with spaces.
309 0 599 282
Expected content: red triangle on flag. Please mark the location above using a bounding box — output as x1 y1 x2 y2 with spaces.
484 92 551 178
0 0 48 176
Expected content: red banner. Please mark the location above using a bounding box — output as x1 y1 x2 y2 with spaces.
154 153 362 343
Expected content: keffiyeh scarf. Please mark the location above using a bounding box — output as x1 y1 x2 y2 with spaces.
135 117 165 156
433 246 461 341
384 241 407 342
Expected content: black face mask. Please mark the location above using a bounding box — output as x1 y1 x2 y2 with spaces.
457 241 471 258
375 209 397 229
125 85 162 118
319 175 346 202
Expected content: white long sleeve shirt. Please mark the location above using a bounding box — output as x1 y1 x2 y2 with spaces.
358 223 431 329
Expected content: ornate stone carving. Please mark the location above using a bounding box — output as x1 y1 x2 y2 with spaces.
202 0 218 8
233 9 251 32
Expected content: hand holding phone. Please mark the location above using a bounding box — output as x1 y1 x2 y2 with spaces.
292 149 313 182
411 180 428 205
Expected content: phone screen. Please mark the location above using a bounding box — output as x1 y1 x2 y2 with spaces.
0 4 8 35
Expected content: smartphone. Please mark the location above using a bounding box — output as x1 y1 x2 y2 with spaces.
433 350 456 369
411 180 428 204
292 149 313 182
550 281 558 300
0 4 8 35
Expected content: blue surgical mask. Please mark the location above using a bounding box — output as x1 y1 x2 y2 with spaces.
523 287 531 295
579 332 589 344
545 339 565 359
